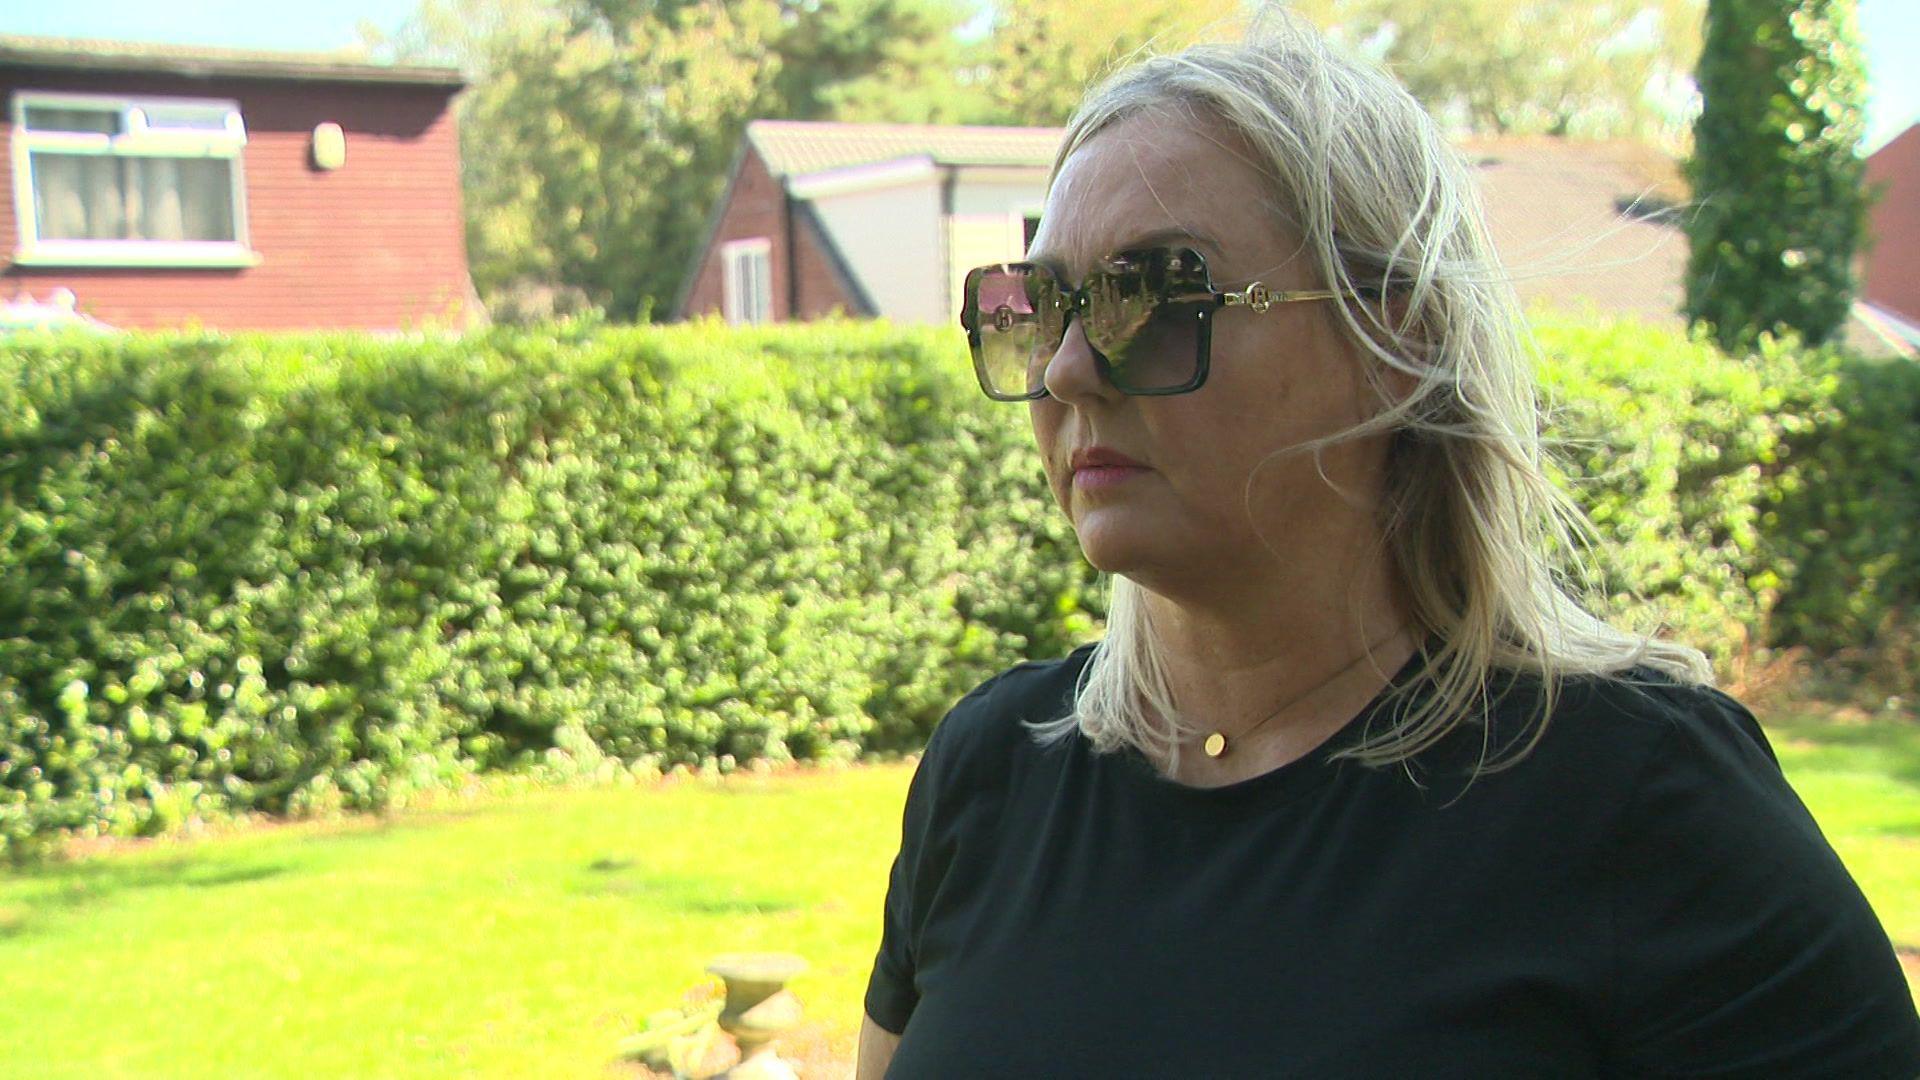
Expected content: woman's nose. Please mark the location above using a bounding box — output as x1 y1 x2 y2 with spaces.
1042 316 1118 404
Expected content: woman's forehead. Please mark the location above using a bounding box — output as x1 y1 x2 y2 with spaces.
1034 116 1279 281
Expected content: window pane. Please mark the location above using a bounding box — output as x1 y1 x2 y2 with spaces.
137 104 238 133
751 250 771 323
131 158 237 241
30 153 122 239
725 250 742 324
23 106 121 135
29 152 236 242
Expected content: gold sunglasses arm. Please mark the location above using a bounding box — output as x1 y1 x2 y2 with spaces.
1219 282 1342 313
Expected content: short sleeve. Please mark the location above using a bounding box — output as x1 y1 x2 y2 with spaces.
863 720 949 1035
1604 687 1920 1076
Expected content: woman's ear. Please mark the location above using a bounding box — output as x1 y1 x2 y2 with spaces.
1382 294 1421 403
1354 290 1421 409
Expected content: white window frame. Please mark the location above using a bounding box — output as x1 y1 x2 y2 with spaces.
721 237 773 325
10 90 259 268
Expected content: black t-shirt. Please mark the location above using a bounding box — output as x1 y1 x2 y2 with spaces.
865 644 1920 1078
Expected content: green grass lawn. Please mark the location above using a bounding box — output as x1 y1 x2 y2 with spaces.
2 704 1915 1079
0 766 911 1079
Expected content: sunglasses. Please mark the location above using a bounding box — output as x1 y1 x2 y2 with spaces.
959 245 1349 401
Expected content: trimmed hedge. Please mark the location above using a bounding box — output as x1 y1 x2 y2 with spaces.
1532 312 1920 652
1 316 1914 857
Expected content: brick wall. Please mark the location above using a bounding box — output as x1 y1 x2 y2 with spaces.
791 206 871 319
1865 125 1920 326
1 70 475 331
679 146 861 321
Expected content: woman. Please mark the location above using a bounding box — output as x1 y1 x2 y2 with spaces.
858 15 1920 1078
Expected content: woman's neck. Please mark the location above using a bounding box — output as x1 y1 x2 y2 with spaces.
1138 548 1414 783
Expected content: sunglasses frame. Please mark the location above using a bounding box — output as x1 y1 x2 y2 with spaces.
959 245 1345 402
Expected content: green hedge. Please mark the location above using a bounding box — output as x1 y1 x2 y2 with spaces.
1532 312 1920 653
1 316 1913 857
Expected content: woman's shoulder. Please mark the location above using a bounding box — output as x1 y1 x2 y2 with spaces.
1414 663 1780 805
1531 665 1777 773
1546 671 1920 1069
921 644 1095 769
1548 667 1805 831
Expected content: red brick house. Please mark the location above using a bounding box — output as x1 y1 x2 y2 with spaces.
675 120 1060 326
0 36 476 331
680 120 1910 356
1863 123 1920 347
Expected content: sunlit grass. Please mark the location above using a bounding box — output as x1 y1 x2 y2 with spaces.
0 764 913 1079
1 700 1914 1078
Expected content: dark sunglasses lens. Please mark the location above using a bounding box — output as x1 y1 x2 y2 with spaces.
1084 251 1208 393
970 265 1060 398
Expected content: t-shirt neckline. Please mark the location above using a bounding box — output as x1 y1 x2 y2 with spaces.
1097 645 1428 803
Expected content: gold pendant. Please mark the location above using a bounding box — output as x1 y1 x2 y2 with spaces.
1204 732 1227 758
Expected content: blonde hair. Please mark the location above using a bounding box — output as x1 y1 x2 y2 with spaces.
1025 11 1712 777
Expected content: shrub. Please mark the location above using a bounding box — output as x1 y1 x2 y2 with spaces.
1 314 1912 856
0 320 1090 857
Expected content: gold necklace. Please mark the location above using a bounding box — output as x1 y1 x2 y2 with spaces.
1202 629 1412 759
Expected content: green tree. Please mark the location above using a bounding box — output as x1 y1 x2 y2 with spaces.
1683 0 1869 351
974 0 1221 125
763 0 987 123
357 0 555 72
468 3 775 320
1292 0 1702 144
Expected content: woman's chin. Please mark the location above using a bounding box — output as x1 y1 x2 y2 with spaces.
1071 512 1168 576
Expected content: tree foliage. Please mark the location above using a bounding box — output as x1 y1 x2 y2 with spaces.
1292 0 1702 143
971 0 1222 126
1683 0 1869 351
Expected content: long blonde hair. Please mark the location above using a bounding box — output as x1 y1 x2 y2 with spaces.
1024 11 1712 776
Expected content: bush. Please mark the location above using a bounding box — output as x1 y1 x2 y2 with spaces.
1761 345 1920 650
0 320 1091 858
1535 312 1920 658
1535 312 1806 659
1 314 1912 856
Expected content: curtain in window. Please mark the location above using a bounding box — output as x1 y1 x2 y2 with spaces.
744 250 771 323
30 153 234 242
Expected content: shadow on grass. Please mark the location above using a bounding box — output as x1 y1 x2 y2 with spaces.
0 856 292 936
575 858 803 916
1770 714 1920 793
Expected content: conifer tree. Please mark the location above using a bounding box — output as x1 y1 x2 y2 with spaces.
1684 0 1869 351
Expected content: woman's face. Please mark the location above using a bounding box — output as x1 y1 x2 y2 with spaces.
1026 111 1393 597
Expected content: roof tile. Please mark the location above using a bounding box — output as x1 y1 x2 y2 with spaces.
0 34 463 87
746 120 1062 176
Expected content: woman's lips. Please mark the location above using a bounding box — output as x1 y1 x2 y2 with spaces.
1073 464 1149 490
1069 448 1150 490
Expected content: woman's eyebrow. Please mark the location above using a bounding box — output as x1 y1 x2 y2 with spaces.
1026 227 1224 278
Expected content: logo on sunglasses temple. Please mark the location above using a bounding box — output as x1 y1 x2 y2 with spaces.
1224 282 1275 313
